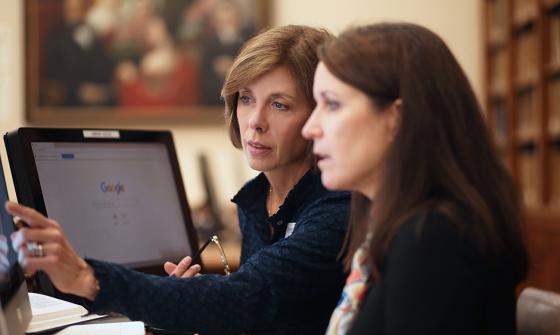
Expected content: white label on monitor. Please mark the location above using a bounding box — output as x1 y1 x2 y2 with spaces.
83 130 120 139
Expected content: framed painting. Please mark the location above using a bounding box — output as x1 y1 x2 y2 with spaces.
24 0 271 126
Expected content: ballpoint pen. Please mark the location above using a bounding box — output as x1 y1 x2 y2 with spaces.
190 235 214 265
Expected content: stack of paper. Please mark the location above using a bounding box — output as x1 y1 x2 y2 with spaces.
54 321 145 335
26 293 105 333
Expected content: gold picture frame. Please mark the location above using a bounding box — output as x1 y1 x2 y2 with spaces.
25 0 271 126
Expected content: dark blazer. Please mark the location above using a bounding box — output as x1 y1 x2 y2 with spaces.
348 212 520 335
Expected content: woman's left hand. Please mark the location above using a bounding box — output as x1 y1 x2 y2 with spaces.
164 256 201 278
6 201 99 300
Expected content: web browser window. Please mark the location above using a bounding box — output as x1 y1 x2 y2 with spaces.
31 142 192 267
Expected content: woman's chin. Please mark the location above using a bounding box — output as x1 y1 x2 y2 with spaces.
320 173 344 191
246 159 271 172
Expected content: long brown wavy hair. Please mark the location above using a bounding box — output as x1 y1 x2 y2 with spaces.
319 23 528 280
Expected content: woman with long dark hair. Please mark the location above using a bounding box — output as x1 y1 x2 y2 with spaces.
303 22 528 334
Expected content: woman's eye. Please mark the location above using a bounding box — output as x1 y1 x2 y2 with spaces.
272 101 288 110
325 100 340 111
239 95 252 105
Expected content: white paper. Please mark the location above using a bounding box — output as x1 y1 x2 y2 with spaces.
54 321 145 335
26 293 106 333
29 293 87 321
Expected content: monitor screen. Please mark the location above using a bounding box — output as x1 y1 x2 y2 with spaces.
4 128 199 275
30 141 193 268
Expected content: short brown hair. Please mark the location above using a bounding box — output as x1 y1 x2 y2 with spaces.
222 25 333 148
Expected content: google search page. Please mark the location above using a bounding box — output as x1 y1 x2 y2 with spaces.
31 142 192 267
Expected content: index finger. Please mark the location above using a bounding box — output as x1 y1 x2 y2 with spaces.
5 202 58 229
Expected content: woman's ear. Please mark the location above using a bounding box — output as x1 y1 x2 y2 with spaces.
386 98 402 142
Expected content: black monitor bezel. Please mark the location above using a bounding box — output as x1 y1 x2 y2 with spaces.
6 127 200 273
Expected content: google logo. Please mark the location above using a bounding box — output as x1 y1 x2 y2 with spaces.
100 182 125 195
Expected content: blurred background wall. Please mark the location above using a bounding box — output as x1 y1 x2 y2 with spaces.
0 0 481 209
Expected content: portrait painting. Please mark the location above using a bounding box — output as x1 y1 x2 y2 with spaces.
25 0 271 125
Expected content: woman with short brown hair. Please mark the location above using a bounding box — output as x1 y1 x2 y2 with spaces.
7 25 350 335
223 24 328 151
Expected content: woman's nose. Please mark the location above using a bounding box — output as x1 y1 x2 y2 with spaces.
302 110 322 139
249 105 268 133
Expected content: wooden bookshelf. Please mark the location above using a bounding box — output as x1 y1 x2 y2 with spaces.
544 0 560 10
483 0 560 292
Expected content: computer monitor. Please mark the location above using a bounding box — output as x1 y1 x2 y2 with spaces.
4 128 199 295
0 156 32 335
193 153 224 238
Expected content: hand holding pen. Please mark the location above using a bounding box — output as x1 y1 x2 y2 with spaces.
163 237 213 278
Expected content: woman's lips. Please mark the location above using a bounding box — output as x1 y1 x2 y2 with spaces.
247 141 272 157
315 153 331 169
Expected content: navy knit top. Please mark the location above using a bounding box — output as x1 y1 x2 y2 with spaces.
86 169 350 334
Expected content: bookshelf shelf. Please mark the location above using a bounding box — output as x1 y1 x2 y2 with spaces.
489 33 508 49
491 85 509 97
485 0 560 207
484 0 560 292
516 118 537 138
550 133 560 142
514 3 537 29
549 62 560 77
543 0 560 10
515 75 538 92
517 138 538 148
491 92 508 102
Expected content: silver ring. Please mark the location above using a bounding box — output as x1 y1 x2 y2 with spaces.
27 242 44 258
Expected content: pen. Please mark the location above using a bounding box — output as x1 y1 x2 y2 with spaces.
168 235 221 277
190 235 214 265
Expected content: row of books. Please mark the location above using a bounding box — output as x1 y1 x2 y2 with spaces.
491 77 560 141
515 30 538 86
487 0 508 45
493 100 508 148
518 143 560 206
550 79 560 135
519 149 540 205
490 49 508 95
487 0 541 44
490 90 536 144
554 144 560 206
487 3 560 84
516 89 536 141
513 0 537 27
485 1 560 209
550 13 560 70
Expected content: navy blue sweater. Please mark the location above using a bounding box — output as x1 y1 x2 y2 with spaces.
87 170 350 334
